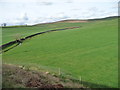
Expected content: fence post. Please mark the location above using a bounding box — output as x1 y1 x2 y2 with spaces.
79 76 83 86
59 68 61 75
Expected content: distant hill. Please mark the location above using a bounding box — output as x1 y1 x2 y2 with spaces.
1 16 118 28
34 16 119 26
87 16 119 21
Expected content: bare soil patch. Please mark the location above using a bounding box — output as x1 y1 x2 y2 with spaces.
3 64 86 88
56 20 89 23
61 20 88 23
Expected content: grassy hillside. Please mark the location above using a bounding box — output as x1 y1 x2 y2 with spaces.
2 18 118 88
2 21 89 44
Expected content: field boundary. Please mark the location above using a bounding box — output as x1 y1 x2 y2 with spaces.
1 27 80 53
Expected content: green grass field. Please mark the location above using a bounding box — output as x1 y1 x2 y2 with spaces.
2 18 118 88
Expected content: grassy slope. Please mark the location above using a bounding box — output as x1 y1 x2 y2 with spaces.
3 18 118 88
2 22 88 44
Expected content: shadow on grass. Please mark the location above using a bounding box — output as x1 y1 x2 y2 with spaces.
81 81 113 88
2 43 19 53
69 78 115 88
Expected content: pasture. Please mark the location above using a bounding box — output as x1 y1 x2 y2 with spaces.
2 18 118 88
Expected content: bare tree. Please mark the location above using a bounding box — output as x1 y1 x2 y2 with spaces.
14 34 21 41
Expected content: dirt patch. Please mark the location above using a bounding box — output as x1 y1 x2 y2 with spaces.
3 64 86 88
58 20 88 23
64 20 88 23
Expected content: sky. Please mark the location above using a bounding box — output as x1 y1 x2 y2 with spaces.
0 0 119 26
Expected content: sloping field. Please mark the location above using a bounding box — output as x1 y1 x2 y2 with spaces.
2 18 118 88
2 21 89 44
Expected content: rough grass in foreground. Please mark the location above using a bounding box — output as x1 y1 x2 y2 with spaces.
3 64 87 88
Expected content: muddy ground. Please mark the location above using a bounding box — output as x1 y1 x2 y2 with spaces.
3 64 87 88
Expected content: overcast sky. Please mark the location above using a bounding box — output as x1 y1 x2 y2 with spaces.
0 0 119 26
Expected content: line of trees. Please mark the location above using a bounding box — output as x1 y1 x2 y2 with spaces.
1 23 7 27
